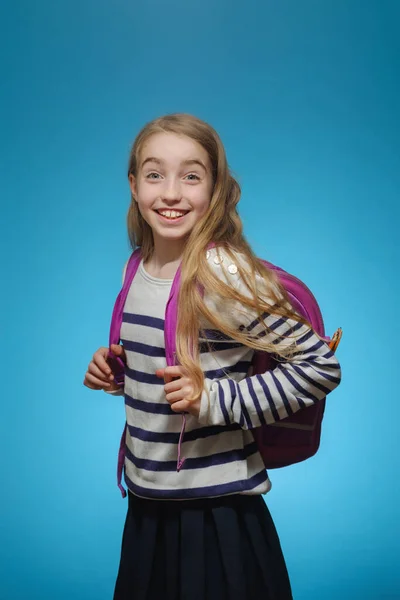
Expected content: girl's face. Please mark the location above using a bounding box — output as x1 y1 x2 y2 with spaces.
130 132 213 247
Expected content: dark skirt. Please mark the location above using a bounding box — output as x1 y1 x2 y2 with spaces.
113 491 292 600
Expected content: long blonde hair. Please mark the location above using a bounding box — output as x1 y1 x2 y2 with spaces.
127 114 309 401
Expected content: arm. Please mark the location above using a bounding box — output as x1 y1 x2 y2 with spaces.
198 248 341 428
199 313 341 428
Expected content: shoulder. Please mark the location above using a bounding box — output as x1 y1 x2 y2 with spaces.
122 249 142 284
204 245 246 287
122 260 128 283
204 245 273 289
204 245 283 305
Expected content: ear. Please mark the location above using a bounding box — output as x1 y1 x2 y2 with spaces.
128 174 137 201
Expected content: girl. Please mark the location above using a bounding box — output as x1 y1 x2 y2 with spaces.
84 114 341 600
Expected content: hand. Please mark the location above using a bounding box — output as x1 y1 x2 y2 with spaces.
155 366 201 418
83 344 126 392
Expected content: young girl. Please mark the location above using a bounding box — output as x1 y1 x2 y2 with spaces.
84 114 341 600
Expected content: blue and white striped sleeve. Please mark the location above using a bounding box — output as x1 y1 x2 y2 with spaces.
199 260 341 429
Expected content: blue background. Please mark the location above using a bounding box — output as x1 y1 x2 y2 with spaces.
1 0 399 598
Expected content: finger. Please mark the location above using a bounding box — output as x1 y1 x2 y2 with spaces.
170 400 190 413
155 368 174 384
89 362 112 381
84 373 111 389
110 344 127 362
84 378 119 392
164 380 184 393
83 376 101 389
85 373 111 388
165 390 183 404
93 352 112 376
164 372 174 384
84 381 103 390
164 377 192 393
163 365 186 379
166 387 194 403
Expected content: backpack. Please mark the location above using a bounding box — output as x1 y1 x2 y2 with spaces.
108 248 342 496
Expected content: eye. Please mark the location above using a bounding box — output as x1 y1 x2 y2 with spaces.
185 173 200 181
146 172 162 180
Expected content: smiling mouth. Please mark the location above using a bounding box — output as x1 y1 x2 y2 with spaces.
155 209 190 220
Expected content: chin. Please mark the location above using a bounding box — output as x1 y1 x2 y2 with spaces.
161 231 190 240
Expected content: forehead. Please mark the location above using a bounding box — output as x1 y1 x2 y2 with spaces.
140 132 210 167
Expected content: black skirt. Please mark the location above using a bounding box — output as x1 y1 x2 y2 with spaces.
113 491 292 600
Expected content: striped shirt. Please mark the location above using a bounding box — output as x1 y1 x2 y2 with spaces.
116 247 341 500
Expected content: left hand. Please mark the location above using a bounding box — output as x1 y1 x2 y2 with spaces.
155 366 201 418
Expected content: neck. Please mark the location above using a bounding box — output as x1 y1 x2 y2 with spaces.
145 236 186 278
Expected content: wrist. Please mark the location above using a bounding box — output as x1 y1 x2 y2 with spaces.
198 387 211 425
104 386 124 396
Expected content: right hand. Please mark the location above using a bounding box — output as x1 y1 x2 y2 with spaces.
83 344 126 392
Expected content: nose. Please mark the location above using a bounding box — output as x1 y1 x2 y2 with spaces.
162 177 182 203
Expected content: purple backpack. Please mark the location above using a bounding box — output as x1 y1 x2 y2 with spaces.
108 249 341 495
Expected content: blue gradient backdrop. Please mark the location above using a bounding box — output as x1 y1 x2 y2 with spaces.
1 1 399 598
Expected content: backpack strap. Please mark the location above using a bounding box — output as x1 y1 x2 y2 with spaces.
107 249 142 498
261 260 325 336
108 249 142 386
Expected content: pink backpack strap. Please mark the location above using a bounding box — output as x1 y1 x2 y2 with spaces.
108 249 141 498
108 249 142 387
163 264 189 471
261 260 325 337
164 265 182 367
111 252 185 495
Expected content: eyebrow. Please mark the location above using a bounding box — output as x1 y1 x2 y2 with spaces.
141 157 208 171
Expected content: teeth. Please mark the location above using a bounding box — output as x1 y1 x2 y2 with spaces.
158 210 186 218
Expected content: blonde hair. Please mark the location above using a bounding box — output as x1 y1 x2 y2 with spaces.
127 114 309 401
